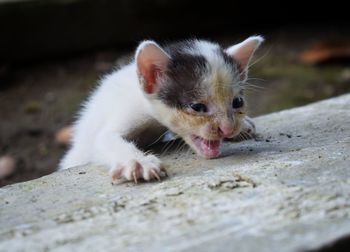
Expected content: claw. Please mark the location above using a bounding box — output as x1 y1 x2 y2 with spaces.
160 167 168 177
150 169 161 181
132 170 138 184
110 167 123 181
111 157 164 184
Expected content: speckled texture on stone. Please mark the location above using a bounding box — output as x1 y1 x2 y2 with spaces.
1 94 350 252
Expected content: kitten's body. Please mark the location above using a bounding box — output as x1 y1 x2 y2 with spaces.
60 63 165 169
59 37 263 182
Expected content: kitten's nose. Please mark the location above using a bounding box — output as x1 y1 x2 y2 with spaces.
218 120 235 137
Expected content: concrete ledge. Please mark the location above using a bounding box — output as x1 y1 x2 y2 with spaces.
1 94 350 251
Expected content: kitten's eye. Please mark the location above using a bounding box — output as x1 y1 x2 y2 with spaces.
232 97 244 109
189 103 207 113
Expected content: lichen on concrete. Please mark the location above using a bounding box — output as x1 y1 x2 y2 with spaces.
1 94 350 251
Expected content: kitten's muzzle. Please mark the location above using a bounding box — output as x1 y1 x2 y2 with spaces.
213 119 236 138
218 124 234 138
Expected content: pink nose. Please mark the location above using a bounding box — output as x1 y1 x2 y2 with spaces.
218 121 234 137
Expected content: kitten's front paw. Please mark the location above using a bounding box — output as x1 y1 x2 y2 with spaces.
241 116 256 136
109 155 167 183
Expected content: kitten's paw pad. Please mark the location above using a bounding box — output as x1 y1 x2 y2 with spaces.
110 155 167 183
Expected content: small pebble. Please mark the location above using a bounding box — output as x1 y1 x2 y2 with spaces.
55 126 72 146
0 155 16 179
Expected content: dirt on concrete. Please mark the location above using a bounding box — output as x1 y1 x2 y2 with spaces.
1 94 350 251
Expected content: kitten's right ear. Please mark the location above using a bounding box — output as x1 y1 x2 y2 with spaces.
136 41 170 94
226 36 264 80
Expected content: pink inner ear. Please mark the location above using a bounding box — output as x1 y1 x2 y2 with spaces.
234 53 251 71
225 36 263 79
136 41 170 94
139 62 157 93
230 43 257 75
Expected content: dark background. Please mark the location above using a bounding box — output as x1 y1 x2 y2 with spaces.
1 0 350 188
1 0 350 64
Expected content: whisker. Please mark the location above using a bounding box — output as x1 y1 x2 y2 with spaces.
244 82 265 90
246 77 266 82
144 150 153 155
160 140 177 157
178 141 188 154
247 46 271 69
238 132 248 141
236 134 244 142
241 86 265 92
174 139 186 154
241 131 253 141
146 130 170 148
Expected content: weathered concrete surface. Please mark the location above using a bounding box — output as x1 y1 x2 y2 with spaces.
1 94 350 252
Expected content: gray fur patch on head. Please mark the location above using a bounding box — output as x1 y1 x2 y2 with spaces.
156 40 241 108
157 41 208 108
217 48 240 72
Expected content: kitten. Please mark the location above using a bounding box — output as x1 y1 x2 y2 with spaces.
59 36 264 183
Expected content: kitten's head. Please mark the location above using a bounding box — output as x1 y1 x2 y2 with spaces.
136 36 263 158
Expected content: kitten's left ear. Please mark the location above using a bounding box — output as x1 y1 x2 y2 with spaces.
226 35 264 80
136 41 170 94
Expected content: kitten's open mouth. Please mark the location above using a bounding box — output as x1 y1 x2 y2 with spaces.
190 135 221 159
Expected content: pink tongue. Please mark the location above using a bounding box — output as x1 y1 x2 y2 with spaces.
199 139 220 158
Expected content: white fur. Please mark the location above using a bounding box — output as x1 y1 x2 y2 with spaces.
185 40 225 72
59 63 157 169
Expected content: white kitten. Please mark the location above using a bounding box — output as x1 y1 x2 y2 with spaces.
59 36 264 183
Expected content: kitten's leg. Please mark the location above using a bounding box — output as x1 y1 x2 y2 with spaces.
241 116 256 136
94 129 166 183
59 146 90 170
